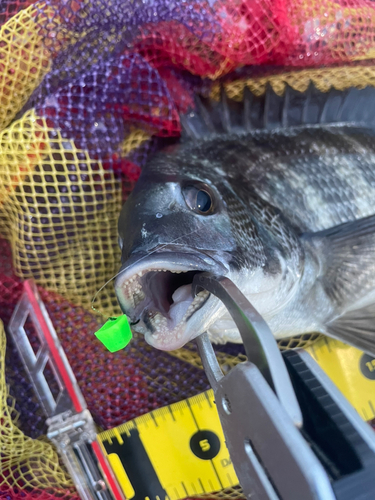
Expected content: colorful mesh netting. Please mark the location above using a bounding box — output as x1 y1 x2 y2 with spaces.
1 0 375 498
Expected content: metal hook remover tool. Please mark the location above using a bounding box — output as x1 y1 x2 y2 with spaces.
193 273 375 500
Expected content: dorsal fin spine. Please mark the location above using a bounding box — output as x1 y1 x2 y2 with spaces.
180 83 375 141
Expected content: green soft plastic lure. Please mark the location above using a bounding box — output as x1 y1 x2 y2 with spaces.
94 315 132 352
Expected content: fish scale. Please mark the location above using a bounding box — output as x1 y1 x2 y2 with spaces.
174 127 375 231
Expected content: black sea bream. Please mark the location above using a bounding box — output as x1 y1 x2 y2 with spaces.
115 85 375 353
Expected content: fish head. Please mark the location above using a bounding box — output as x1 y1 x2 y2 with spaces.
115 141 304 350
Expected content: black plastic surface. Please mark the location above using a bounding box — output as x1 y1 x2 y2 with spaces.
283 350 375 500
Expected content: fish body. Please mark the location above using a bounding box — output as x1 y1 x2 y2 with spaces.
115 85 375 353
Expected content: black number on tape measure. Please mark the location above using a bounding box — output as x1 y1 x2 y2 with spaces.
360 354 375 380
190 430 220 460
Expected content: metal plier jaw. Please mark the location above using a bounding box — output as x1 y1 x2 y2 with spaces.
193 273 375 500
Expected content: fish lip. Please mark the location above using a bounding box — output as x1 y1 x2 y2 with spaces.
115 250 226 291
144 330 193 351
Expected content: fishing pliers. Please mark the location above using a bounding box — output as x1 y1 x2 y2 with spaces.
193 273 375 500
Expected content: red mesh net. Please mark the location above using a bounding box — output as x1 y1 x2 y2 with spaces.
0 0 35 24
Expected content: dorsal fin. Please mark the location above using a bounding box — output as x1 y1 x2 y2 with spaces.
180 83 375 141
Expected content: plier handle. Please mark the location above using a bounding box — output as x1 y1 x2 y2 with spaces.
193 273 375 500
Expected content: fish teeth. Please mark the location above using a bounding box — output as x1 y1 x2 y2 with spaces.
122 268 191 294
151 315 167 327
123 268 192 286
150 314 168 332
183 290 210 319
147 289 210 341
122 269 209 323
121 273 147 310
134 289 145 300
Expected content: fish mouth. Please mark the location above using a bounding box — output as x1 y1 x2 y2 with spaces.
115 252 225 350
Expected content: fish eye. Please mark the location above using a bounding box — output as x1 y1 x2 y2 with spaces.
183 184 214 215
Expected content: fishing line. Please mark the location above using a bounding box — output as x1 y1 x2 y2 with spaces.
91 226 202 317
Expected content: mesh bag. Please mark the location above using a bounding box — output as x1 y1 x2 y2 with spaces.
1 0 375 498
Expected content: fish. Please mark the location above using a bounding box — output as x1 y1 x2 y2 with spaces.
115 83 375 353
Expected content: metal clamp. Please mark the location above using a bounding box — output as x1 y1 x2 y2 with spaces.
193 273 301 426
193 272 375 500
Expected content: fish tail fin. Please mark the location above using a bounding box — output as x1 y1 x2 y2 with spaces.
180 83 375 140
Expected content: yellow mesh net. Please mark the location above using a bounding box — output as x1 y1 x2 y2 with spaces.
212 64 375 100
0 3 51 131
195 487 244 500
0 109 124 316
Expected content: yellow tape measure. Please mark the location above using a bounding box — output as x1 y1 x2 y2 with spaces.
305 336 375 422
98 391 238 500
97 337 375 500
